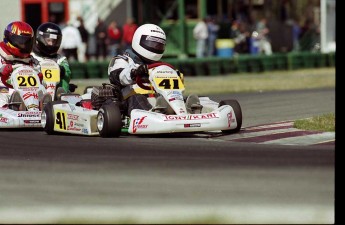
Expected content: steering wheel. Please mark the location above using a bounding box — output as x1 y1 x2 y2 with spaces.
136 62 175 91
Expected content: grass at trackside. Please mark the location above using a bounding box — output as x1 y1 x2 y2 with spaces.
72 67 335 95
182 67 335 95
294 113 335 132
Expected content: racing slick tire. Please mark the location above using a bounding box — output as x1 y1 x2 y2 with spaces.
97 102 122 138
39 93 52 111
55 87 66 100
219 99 242 134
9 91 25 111
41 100 68 135
84 86 94 94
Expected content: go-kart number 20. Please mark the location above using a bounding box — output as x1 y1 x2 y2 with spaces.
54 111 67 130
17 75 38 87
154 77 184 90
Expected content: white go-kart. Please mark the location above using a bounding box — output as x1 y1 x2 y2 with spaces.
0 64 47 128
41 62 242 137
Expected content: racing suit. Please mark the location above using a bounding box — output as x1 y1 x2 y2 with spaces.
108 49 152 116
31 46 71 93
0 42 38 107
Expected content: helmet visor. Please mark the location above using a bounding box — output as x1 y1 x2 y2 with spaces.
40 32 62 47
7 32 33 53
140 35 166 54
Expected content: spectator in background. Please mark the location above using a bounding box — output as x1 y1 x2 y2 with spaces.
290 16 302 52
193 17 208 58
60 21 83 62
77 16 89 62
230 20 250 54
107 20 122 59
254 17 272 55
206 16 219 56
94 18 108 61
122 17 138 51
299 18 320 52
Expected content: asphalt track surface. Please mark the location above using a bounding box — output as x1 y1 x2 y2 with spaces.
0 88 335 224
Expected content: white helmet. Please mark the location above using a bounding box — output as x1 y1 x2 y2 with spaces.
132 24 166 62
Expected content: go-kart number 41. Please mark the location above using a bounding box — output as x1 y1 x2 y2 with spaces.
54 110 67 130
154 77 184 90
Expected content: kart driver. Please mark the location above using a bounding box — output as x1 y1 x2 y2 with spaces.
107 23 171 116
0 21 42 107
31 22 71 93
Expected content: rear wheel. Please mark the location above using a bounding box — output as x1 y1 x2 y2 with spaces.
97 102 122 138
40 93 52 111
9 91 25 111
55 87 66 100
219 99 242 134
41 101 68 135
84 85 94 94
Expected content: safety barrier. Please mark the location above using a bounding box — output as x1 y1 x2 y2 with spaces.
69 51 335 79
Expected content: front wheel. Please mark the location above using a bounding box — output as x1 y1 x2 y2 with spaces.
219 99 242 134
97 102 122 138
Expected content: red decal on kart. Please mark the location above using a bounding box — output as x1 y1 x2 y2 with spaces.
24 120 40 124
0 117 8 123
67 127 82 131
22 92 38 100
22 87 39 92
132 116 148 133
18 69 34 74
67 114 79 120
46 84 56 89
184 123 201 128
164 113 218 121
227 111 233 128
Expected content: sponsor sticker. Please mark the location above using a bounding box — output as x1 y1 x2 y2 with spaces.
17 111 41 117
22 92 38 100
0 116 8 123
67 114 79 120
184 123 201 128
132 116 148 133
227 111 233 128
164 112 219 121
24 120 41 124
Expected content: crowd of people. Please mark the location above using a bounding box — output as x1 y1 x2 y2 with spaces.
56 16 139 63
193 15 275 57
44 12 321 63
193 12 321 58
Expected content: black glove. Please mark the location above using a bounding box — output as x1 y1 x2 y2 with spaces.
59 65 66 78
130 64 148 80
